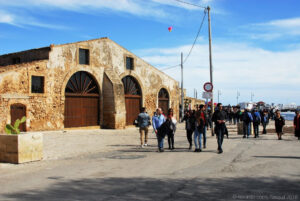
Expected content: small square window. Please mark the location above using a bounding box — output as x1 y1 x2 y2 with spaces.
31 76 44 93
79 48 89 65
126 57 134 70
12 57 21 64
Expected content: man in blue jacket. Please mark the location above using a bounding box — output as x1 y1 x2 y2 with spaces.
243 108 253 138
152 108 166 152
137 107 150 148
252 108 261 138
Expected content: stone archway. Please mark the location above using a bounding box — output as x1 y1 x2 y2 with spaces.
121 75 142 125
64 71 100 128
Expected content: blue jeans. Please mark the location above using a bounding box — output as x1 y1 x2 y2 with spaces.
203 126 207 146
157 135 164 149
243 122 251 137
216 128 224 151
194 129 203 149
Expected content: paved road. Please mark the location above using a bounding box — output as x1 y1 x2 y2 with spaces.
0 123 299 201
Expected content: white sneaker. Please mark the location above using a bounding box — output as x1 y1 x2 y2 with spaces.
140 145 144 148
144 144 148 146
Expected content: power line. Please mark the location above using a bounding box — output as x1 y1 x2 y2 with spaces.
173 0 207 9
159 2 208 71
183 9 207 64
161 64 180 71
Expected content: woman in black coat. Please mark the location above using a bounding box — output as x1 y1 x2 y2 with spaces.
183 110 196 150
294 111 300 140
274 111 285 140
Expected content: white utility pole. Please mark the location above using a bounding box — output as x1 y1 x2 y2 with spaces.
207 6 214 136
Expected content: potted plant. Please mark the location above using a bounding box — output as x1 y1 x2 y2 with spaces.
0 117 43 164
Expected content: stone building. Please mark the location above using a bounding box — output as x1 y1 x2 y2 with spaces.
0 37 180 132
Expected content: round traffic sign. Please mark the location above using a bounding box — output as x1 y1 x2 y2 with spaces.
203 82 213 92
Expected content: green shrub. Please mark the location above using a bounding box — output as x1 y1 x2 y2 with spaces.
5 116 26 134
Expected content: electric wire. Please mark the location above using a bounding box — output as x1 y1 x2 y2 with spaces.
183 8 207 64
173 0 207 9
160 8 207 71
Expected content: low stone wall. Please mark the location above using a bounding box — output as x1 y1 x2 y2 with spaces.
0 132 43 164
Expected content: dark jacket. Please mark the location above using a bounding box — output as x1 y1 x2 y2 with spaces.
183 114 196 131
212 109 227 134
294 116 300 137
275 116 285 129
196 117 205 134
157 118 176 138
242 111 253 124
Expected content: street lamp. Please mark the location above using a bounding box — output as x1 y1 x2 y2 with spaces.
237 91 240 105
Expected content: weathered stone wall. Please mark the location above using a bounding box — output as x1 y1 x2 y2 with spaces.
109 40 180 120
0 60 65 132
0 37 180 131
0 47 50 66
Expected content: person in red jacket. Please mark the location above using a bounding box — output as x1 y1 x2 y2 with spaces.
294 111 300 140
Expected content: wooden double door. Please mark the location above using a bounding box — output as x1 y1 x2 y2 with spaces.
122 76 142 126
159 99 169 115
125 95 141 125
158 88 169 115
64 71 100 128
64 95 99 128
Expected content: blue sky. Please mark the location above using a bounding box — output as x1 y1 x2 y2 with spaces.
1 0 300 105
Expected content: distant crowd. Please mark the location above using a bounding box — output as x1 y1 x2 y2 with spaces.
135 104 300 154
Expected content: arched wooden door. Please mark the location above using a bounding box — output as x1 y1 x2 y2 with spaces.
158 88 169 115
64 71 100 128
10 103 26 132
122 76 142 125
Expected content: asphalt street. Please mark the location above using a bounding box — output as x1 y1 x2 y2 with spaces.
0 123 299 201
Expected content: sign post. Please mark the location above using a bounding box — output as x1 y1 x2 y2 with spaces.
203 82 213 135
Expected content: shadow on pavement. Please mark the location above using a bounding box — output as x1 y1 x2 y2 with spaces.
253 156 300 159
2 177 299 201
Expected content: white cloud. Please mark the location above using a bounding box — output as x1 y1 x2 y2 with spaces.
247 17 300 40
0 10 16 25
136 42 300 105
0 9 69 29
0 0 219 22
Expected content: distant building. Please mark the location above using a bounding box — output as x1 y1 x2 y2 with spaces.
238 102 254 110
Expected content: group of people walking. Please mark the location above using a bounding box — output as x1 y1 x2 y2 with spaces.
137 103 228 154
137 107 177 152
136 105 300 154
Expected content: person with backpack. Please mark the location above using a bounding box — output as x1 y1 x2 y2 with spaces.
242 108 253 138
275 110 285 140
252 108 261 138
